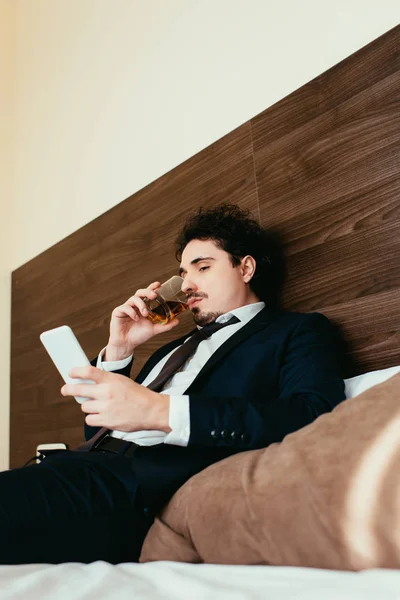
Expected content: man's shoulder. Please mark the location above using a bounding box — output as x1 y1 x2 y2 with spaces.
274 310 331 325
257 309 333 334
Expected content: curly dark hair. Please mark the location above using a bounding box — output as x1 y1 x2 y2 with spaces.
175 204 285 307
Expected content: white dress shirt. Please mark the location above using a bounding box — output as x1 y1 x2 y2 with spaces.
96 302 265 447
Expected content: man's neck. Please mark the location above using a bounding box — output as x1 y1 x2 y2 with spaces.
224 296 262 313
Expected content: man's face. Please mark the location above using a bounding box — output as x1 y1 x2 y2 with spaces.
179 239 253 326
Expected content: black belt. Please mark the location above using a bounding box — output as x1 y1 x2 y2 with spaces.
92 434 139 458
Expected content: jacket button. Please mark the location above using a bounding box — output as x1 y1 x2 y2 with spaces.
240 433 249 442
211 429 220 439
231 431 238 440
220 430 228 438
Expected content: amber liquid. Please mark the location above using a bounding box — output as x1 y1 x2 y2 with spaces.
145 297 189 325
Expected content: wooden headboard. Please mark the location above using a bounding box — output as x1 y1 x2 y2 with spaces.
10 26 400 468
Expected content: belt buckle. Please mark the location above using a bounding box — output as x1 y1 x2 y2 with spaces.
93 433 111 452
94 434 136 457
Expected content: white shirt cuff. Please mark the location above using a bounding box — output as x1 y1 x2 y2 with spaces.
97 346 133 372
163 395 190 447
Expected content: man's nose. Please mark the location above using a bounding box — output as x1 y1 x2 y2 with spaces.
181 278 197 295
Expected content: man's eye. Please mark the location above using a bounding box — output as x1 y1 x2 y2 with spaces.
199 266 209 272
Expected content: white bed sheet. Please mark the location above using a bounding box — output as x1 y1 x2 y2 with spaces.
1 562 399 600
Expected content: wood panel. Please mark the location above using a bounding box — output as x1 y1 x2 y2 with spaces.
251 26 399 155
283 223 399 310
252 73 400 253
320 289 400 376
252 25 400 375
10 123 258 468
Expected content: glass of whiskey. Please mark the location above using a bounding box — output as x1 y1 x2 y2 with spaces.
144 276 188 325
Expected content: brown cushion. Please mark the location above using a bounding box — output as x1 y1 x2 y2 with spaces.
140 373 400 570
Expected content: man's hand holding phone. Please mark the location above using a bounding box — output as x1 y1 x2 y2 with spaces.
61 366 171 433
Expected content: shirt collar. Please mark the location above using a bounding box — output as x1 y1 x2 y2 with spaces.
197 301 266 329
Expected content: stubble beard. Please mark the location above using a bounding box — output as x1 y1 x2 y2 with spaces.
192 308 223 327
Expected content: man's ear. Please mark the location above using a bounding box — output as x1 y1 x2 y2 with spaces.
240 255 256 283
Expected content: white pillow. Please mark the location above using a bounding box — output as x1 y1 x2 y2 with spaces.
344 365 400 399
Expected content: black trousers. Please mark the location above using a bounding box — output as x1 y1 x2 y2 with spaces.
0 450 154 565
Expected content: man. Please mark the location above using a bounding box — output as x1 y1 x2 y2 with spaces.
0 204 345 564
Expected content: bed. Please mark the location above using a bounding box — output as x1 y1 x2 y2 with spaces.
7 24 400 600
2 562 400 600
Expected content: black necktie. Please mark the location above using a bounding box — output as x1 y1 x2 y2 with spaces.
74 315 239 452
147 315 240 392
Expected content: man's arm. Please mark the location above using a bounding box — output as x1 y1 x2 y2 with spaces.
83 353 134 440
187 313 345 450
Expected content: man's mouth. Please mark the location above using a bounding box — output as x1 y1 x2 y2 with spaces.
187 298 203 308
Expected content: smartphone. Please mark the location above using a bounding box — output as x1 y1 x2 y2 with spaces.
40 325 95 403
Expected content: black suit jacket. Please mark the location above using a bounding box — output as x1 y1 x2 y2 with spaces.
86 308 345 513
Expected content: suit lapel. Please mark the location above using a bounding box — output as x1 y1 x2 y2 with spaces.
185 307 277 391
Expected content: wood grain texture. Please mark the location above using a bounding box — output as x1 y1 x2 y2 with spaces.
252 25 399 375
10 123 258 468
251 25 400 150
283 222 399 310
252 50 400 253
320 289 400 376
10 26 400 467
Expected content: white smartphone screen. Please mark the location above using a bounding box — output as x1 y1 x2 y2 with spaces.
40 325 95 403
